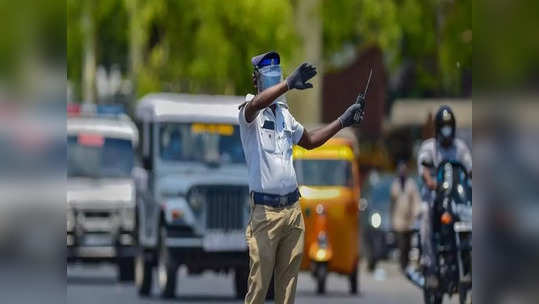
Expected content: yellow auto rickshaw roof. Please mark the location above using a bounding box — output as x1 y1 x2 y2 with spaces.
293 137 356 161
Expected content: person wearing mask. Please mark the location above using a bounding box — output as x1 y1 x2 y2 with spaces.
390 162 421 271
417 105 472 288
238 51 367 304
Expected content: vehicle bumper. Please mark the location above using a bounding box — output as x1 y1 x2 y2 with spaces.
163 233 249 271
67 232 136 262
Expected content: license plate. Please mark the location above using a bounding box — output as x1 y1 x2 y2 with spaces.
83 234 113 246
203 230 247 252
454 221 472 232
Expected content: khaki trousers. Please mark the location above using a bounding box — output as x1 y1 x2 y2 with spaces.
244 201 305 304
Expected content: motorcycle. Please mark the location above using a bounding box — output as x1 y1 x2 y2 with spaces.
408 160 472 304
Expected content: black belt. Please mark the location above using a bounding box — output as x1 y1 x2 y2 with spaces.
252 189 300 208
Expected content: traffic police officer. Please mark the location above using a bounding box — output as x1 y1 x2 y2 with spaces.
239 51 366 304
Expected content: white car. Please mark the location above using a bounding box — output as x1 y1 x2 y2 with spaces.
67 108 138 282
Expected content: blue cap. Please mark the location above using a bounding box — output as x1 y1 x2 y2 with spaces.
251 51 280 68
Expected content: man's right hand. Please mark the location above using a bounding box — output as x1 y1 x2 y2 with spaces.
286 62 317 90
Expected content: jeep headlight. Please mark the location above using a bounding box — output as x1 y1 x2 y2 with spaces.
121 206 135 230
188 188 205 210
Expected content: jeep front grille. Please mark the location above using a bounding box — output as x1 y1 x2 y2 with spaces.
194 186 248 231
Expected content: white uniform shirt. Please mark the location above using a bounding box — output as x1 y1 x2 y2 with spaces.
417 138 472 200
238 94 304 195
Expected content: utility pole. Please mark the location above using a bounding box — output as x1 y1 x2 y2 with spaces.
127 0 143 102
82 0 96 104
289 0 322 124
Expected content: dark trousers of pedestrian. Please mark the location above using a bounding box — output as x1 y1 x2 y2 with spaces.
396 231 412 271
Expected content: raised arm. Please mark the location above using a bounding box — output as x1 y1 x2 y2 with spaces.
244 81 288 123
298 95 366 150
245 62 317 123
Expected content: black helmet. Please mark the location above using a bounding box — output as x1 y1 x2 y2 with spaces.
434 105 456 147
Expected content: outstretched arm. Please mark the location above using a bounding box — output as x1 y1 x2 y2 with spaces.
298 120 342 150
298 95 366 150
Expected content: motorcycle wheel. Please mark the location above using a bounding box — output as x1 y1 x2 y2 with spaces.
315 262 328 294
349 261 359 294
423 288 442 304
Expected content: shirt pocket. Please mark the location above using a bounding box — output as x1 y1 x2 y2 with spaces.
283 128 294 156
259 127 276 153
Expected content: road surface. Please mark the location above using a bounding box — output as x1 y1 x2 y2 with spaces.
67 261 460 304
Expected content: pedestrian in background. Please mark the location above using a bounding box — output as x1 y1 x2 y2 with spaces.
390 162 421 271
238 51 367 304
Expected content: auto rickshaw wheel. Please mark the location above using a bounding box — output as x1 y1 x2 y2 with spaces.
349 261 359 294
315 262 327 294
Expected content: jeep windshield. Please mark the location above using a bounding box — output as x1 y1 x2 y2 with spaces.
294 159 353 187
159 122 245 164
68 135 134 178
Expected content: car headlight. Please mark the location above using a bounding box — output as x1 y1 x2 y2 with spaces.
370 212 382 229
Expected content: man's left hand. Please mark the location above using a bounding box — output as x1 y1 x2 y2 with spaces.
338 95 366 128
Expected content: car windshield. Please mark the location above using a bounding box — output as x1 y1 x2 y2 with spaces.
294 159 352 187
159 123 245 164
68 135 134 178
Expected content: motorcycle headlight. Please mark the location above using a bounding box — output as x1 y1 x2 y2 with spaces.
370 212 382 229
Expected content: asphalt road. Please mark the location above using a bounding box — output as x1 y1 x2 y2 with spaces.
67 261 460 304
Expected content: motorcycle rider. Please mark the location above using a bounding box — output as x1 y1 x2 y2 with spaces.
417 105 472 287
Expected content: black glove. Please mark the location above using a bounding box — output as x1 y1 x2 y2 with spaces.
338 94 366 128
286 62 317 90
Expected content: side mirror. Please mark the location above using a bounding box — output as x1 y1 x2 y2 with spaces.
359 198 368 211
142 156 152 171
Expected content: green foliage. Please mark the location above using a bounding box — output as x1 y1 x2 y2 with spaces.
132 0 297 97
323 0 472 97
68 0 129 99
67 0 471 100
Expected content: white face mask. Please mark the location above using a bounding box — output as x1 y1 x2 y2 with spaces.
441 125 453 137
256 64 286 106
257 64 282 91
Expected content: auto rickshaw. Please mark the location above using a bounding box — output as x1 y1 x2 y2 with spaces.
293 128 361 294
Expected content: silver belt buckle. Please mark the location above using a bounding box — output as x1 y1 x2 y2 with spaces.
279 196 287 206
